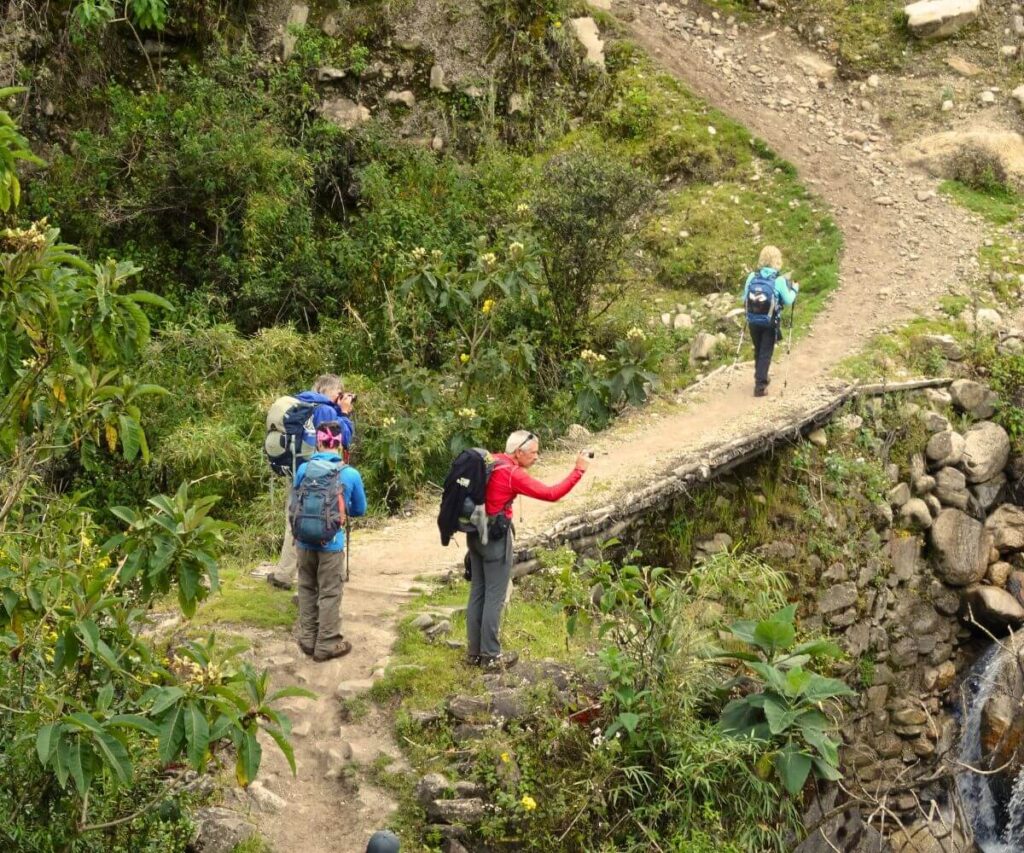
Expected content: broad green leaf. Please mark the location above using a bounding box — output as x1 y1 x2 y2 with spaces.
802 673 856 703
118 414 142 461
752 617 796 656
617 712 641 734
775 744 812 796
184 703 210 770
67 736 88 796
66 712 103 734
783 668 813 697
263 725 297 776
763 696 799 736
158 704 186 766
268 686 317 703
77 619 100 654
36 724 59 765
235 730 262 786
93 730 132 786
810 755 843 781
149 686 185 715
109 714 159 736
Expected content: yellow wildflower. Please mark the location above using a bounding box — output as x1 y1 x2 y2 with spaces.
521 794 537 811
500 752 511 763
460 353 470 364
482 298 495 315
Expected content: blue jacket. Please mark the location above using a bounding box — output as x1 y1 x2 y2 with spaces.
295 391 354 453
742 267 798 322
293 452 367 552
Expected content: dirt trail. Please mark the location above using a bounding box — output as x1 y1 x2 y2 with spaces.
243 5 985 850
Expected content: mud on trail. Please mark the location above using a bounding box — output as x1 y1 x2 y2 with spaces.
241 5 984 850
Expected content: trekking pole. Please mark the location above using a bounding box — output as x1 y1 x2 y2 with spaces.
345 516 351 582
782 294 798 394
724 319 746 390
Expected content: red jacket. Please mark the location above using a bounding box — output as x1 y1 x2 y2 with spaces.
485 453 584 518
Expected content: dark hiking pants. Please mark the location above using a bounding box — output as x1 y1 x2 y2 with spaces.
297 548 345 654
749 322 778 391
466 530 514 658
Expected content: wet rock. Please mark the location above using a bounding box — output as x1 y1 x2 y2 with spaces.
962 422 1010 484
192 807 257 853
950 379 998 420
925 430 965 467
964 584 1024 633
930 508 992 585
987 504 1024 552
980 692 1024 773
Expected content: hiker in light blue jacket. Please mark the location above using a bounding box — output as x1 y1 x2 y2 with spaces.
741 245 799 397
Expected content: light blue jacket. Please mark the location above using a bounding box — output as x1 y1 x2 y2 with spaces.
294 452 367 552
741 267 798 319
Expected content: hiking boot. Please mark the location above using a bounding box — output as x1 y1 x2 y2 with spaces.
298 641 315 657
266 572 294 591
754 386 767 398
480 651 519 671
465 654 481 666
313 639 352 662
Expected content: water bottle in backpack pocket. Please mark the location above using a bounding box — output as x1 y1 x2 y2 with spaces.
265 396 317 476
745 270 778 327
289 458 348 547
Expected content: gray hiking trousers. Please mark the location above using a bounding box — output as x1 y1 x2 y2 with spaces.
466 529 514 658
296 547 345 654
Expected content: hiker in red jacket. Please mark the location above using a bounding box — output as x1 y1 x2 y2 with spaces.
466 430 591 669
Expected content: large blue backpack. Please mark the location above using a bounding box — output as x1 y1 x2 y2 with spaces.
745 270 779 327
289 457 348 547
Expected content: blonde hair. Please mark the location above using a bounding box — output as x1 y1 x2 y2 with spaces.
757 245 783 270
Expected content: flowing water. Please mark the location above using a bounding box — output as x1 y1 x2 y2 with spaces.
958 644 1024 851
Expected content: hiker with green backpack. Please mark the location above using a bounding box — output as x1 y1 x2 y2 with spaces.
290 421 366 661
742 245 799 398
264 374 356 591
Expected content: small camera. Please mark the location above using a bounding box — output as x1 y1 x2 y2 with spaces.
346 393 358 403
584 450 595 459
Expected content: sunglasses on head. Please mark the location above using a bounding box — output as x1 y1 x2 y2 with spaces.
514 432 536 453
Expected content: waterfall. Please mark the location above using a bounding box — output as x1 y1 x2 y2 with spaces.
958 643 1024 851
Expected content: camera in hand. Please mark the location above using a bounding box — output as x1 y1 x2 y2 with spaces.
584 450 595 459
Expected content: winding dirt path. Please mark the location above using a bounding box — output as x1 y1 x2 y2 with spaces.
241 4 985 850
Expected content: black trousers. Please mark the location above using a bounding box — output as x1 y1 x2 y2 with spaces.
749 323 778 390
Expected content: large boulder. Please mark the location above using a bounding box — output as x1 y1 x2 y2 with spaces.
929 508 992 585
192 808 258 853
900 498 933 529
962 422 1010 484
904 0 980 39
973 473 1008 511
987 504 1024 552
689 331 721 364
950 379 999 420
925 430 965 467
964 585 1024 633
321 98 372 130
569 17 605 67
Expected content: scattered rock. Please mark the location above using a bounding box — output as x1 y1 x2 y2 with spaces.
972 473 1007 511
793 52 836 82
247 781 286 813
317 66 346 82
988 561 1013 587
385 90 416 108
888 482 911 507
807 428 827 448
282 4 309 61
920 410 950 434
950 379 999 420
411 613 434 629
416 772 450 807
904 0 980 39
934 466 970 511
192 807 257 853
930 508 992 585
569 17 606 67
426 798 487 825
426 619 452 638
320 98 371 130
430 64 449 92
448 695 492 722
673 312 693 330
946 55 983 76
689 331 720 364
818 582 858 614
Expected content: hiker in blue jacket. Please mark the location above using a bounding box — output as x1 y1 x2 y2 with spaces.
268 373 356 590
293 421 367 661
742 245 799 398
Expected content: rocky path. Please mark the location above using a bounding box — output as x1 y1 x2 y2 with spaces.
239 5 985 851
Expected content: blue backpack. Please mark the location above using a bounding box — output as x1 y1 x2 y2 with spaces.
289 458 348 547
745 270 779 327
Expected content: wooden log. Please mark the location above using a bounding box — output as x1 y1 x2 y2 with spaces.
856 377 954 396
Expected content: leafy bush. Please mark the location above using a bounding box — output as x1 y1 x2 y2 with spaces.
947 146 1009 194
717 604 852 796
533 148 654 346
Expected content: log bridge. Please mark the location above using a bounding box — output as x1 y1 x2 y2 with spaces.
511 378 954 577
